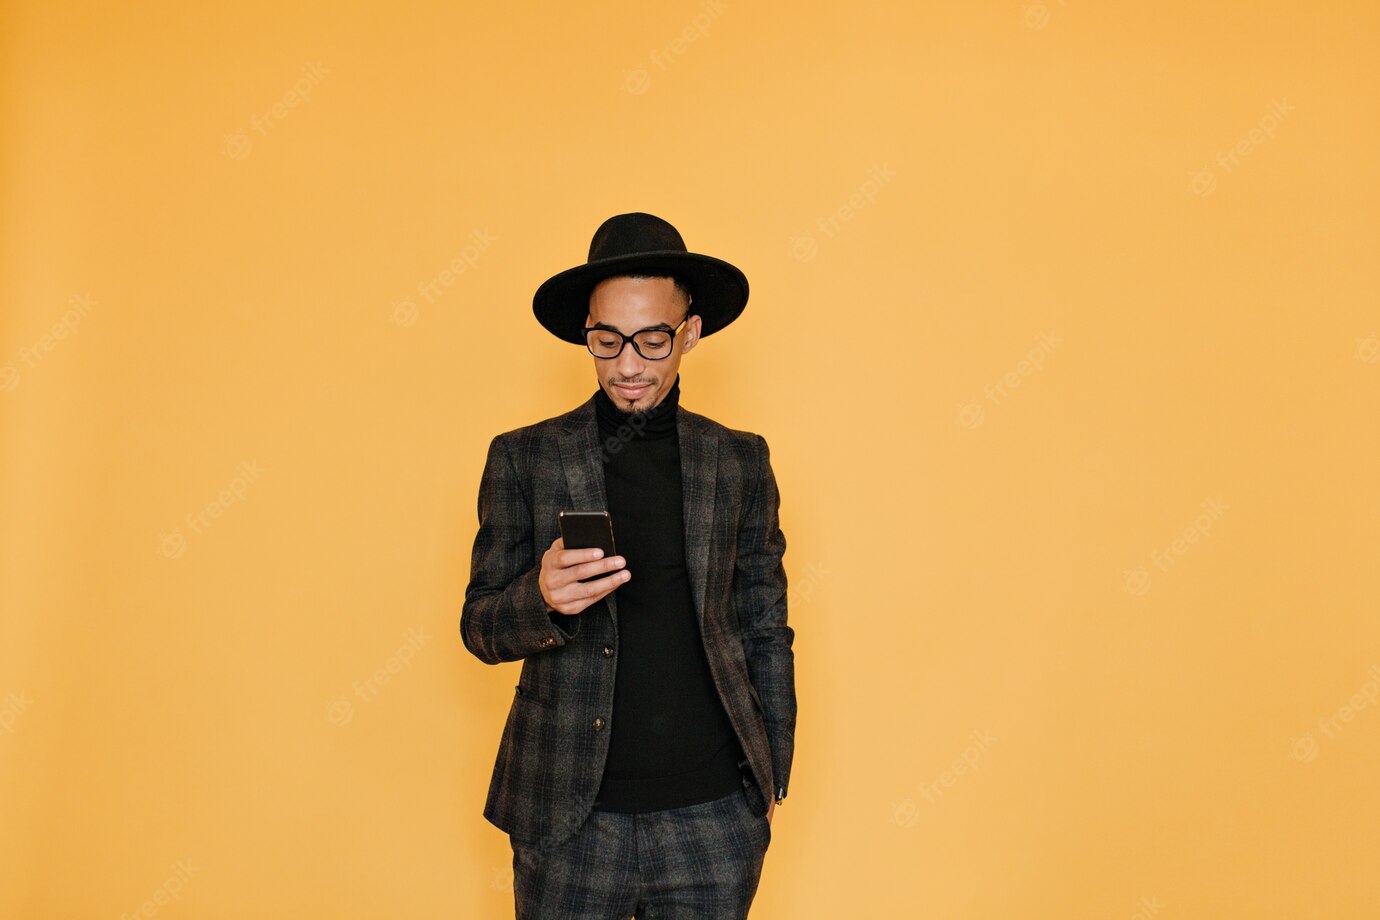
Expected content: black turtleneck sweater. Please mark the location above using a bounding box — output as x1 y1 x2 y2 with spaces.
589 373 747 813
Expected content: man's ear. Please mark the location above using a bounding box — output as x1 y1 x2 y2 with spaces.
682 314 702 352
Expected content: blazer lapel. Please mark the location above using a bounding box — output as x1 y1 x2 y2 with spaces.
678 408 718 634
557 395 719 634
557 397 616 623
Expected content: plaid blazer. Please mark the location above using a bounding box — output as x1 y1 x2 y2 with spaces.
461 391 796 851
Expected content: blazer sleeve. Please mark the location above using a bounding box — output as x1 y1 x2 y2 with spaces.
461 433 581 665
735 433 796 802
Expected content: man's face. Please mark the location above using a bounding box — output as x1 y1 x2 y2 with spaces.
585 275 700 412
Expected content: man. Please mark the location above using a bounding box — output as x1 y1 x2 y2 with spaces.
461 211 796 919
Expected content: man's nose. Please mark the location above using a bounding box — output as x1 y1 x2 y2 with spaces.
614 344 644 378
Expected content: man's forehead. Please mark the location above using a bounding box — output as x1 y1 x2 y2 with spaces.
587 316 676 332
586 306 679 332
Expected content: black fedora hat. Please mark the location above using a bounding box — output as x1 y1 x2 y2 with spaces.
533 212 749 345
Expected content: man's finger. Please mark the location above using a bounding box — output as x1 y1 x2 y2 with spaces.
567 555 625 581
577 568 628 598
558 547 605 568
556 568 628 605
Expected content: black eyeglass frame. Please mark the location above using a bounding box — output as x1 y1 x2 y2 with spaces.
581 315 690 360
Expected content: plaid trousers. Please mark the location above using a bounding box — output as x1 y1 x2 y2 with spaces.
509 781 773 919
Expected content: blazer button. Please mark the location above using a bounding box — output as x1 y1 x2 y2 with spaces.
539 636 556 648
602 646 614 658
593 717 605 730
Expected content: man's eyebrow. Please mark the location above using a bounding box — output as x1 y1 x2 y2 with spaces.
589 321 675 333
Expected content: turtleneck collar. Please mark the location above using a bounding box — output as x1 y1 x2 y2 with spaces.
594 373 681 439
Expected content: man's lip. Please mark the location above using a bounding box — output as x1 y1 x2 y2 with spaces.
615 383 649 394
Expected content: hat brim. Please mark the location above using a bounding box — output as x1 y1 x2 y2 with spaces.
533 250 748 345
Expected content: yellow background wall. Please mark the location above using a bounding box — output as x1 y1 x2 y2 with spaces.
2 1 1377 917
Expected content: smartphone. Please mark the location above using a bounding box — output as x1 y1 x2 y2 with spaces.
558 511 618 584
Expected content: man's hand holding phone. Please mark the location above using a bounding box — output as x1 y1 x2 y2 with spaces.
539 537 630 616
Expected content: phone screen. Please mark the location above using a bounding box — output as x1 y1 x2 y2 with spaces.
559 511 617 584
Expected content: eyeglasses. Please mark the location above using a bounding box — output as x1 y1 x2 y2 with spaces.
582 316 688 360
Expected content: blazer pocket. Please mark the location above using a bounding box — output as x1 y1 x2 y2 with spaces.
746 681 765 713
514 683 556 710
